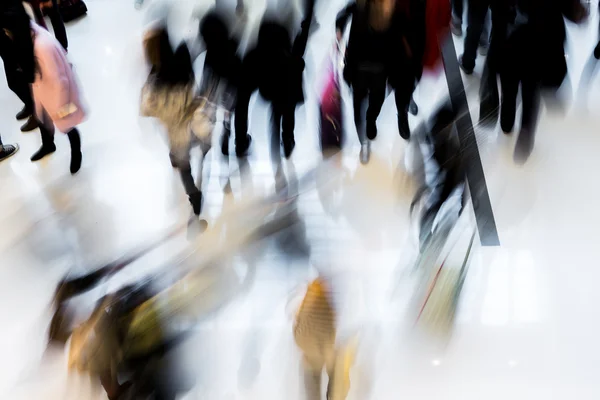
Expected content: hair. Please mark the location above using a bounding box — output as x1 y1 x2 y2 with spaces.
143 27 194 87
3 9 36 83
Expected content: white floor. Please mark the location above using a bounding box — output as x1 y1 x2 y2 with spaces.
2 0 600 399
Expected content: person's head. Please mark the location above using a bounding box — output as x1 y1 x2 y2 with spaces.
368 0 396 31
143 25 172 71
200 11 229 49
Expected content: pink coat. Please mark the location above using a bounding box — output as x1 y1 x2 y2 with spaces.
32 23 86 133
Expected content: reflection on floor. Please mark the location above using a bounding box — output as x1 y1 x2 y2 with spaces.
2 0 600 398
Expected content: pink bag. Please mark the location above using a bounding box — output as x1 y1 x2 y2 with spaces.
319 44 344 156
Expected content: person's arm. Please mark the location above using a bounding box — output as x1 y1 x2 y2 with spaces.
336 1 356 39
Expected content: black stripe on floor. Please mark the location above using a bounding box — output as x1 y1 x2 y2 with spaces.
441 35 500 246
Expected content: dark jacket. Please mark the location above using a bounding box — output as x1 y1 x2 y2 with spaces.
489 0 587 88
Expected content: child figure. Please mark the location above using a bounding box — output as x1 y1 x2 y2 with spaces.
141 25 215 215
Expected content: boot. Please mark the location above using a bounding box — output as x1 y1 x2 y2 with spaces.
236 134 252 157
16 106 32 120
282 135 295 159
398 113 410 140
67 129 82 174
31 127 56 161
221 129 230 156
189 192 203 216
20 116 39 132
366 120 377 140
359 141 371 165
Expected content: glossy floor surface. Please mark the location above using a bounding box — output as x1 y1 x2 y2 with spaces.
2 0 600 399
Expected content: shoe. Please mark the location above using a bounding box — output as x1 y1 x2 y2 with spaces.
366 120 377 140
31 143 56 161
458 55 474 75
451 18 462 37
359 142 370 165
67 129 82 174
221 131 230 156
20 116 39 132
0 144 19 162
398 114 410 140
189 192 203 216
500 111 515 134
236 134 252 157
409 98 419 116
283 137 295 159
513 129 534 164
16 106 32 120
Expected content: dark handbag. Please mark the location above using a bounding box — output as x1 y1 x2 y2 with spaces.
58 0 88 22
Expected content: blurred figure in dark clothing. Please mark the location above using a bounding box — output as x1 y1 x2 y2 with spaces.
25 0 68 51
451 0 464 35
480 0 588 163
234 3 315 165
577 1 600 105
0 0 39 132
458 0 491 74
198 10 242 156
336 0 421 164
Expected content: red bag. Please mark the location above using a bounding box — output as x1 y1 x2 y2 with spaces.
422 0 451 72
319 45 344 155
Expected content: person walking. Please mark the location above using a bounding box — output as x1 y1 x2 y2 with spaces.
20 20 85 173
0 0 38 132
336 0 415 164
458 0 491 74
483 0 588 163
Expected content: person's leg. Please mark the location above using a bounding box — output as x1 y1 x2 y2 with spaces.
352 83 370 164
270 106 286 191
499 72 519 133
66 128 82 174
479 57 499 127
176 158 202 215
451 0 464 36
281 104 296 159
3 61 37 129
31 109 56 161
479 8 491 53
393 78 412 140
514 78 540 163
460 1 488 73
48 0 68 51
365 73 386 140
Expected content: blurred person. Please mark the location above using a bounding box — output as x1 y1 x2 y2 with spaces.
483 0 588 163
141 25 215 216
458 0 491 74
0 137 19 162
198 9 243 156
577 1 600 104
15 18 85 173
335 0 417 164
0 0 38 132
24 0 68 51
451 0 464 35
234 3 315 171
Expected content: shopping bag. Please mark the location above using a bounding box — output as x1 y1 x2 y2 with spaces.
58 0 88 23
319 43 344 156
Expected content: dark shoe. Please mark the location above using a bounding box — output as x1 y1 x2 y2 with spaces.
409 98 419 116
31 143 56 161
16 106 32 120
221 131 230 156
236 134 252 157
500 110 515 134
67 129 82 174
451 18 462 37
398 114 410 140
458 56 474 75
20 116 39 132
0 144 19 162
283 136 296 159
359 142 371 164
513 129 534 164
189 192 203 215
366 120 377 140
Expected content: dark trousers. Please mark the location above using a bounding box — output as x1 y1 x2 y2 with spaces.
351 71 386 143
462 1 490 70
499 72 540 137
29 0 68 50
0 35 34 111
452 0 464 23
270 104 296 164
